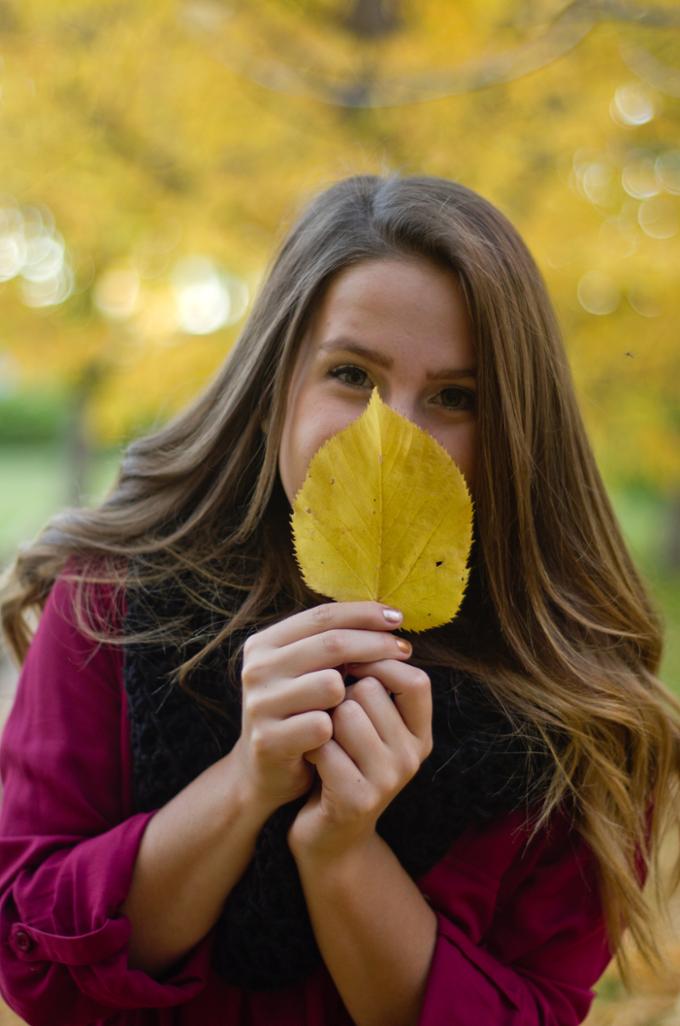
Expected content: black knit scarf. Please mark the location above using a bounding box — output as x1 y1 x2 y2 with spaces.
123 581 553 992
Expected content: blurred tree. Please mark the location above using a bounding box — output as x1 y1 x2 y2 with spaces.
0 0 677 534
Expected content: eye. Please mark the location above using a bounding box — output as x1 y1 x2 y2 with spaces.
328 364 373 389
432 387 476 412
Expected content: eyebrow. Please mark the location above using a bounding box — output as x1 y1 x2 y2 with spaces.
318 338 477 380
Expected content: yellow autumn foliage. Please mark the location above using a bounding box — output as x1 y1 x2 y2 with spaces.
0 1 678 492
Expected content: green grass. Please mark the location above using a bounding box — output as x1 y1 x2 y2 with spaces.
0 443 677 689
610 486 680 693
0 444 121 562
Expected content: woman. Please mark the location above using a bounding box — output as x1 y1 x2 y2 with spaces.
1 173 678 1026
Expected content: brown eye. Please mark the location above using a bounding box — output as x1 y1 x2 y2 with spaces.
434 387 476 411
329 365 373 389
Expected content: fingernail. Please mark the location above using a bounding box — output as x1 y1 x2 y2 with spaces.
395 638 412 655
383 607 403 623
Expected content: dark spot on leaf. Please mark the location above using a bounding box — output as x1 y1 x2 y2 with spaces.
330 478 335 484
435 560 443 567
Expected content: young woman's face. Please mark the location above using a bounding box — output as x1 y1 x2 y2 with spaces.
278 256 478 505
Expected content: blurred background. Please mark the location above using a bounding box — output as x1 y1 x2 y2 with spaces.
0 1 678 1022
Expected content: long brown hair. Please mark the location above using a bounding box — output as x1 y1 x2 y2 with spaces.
2 173 679 984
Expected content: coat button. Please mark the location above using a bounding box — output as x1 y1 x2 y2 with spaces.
14 928 34 953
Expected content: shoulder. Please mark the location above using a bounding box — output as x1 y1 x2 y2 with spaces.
44 556 126 638
23 559 127 698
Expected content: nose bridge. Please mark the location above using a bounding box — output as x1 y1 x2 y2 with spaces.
382 382 421 427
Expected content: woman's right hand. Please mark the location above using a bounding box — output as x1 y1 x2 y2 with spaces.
231 601 412 814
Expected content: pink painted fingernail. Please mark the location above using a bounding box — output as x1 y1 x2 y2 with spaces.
396 638 412 655
383 607 403 623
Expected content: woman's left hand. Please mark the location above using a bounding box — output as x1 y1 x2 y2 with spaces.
287 656 433 862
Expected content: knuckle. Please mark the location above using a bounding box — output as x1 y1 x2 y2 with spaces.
311 603 334 629
250 726 271 758
243 691 266 721
333 699 361 723
324 670 346 706
412 668 431 690
313 711 334 744
353 676 381 699
241 655 266 689
403 749 422 779
381 768 401 793
320 630 343 659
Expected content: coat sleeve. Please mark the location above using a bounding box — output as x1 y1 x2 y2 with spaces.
416 808 614 1026
0 574 215 1026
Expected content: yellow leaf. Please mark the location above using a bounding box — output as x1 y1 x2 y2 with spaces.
291 388 474 632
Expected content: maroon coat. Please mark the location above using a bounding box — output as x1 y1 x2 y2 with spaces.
0 575 612 1025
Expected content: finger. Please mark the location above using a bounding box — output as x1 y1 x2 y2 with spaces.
254 710 334 759
273 628 412 680
331 699 393 784
257 601 403 649
304 737 369 800
345 658 418 695
343 675 406 747
345 660 432 742
249 669 346 718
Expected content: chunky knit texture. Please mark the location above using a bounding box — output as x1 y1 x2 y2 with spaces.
123 583 554 991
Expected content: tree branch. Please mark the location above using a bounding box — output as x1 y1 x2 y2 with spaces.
184 0 680 108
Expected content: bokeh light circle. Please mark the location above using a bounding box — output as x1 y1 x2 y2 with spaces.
94 267 141 320
577 271 620 315
171 256 250 335
638 196 678 239
656 150 680 195
610 82 656 127
622 153 659 199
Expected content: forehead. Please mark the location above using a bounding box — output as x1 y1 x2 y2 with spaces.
298 256 474 362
